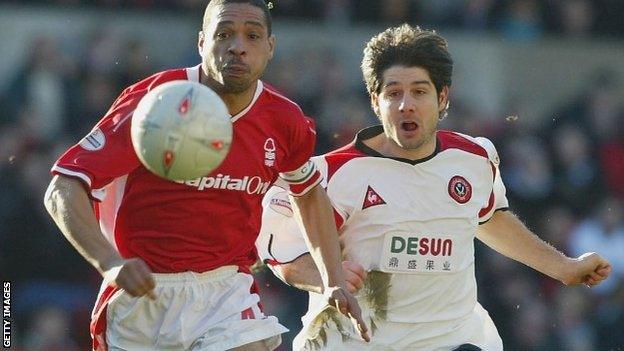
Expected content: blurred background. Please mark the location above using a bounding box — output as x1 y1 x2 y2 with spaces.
1 1 623 350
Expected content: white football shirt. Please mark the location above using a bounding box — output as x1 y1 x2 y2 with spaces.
256 126 508 324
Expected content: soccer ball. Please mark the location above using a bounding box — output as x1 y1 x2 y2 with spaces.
131 80 232 181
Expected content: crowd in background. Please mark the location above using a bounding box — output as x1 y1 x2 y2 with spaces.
1 2 623 351
5 0 624 39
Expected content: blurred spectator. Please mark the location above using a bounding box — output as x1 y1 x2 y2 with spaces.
500 0 544 41
551 124 602 215
3 36 77 144
550 69 623 142
116 38 157 88
600 130 624 198
22 306 80 351
323 0 351 25
593 0 624 38
83 27 125 76
554 288 598 351
459 0 496 31
3 144 95 285
568 197 624 294
351 0 417 24
68 71 119 138
557 0 594 38
512 299 559 350
502 130 554 221
594 285 624 350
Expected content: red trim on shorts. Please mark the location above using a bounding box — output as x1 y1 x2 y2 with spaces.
241 307 256 320
91 285 120 351
334 209 345 229
239 266 265 313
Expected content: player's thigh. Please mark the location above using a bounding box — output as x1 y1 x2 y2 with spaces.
229 339 272 351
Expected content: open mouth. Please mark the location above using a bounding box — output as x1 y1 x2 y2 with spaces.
401 121 419 131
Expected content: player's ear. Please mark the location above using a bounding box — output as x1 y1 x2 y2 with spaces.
267 34 276 60
438 86 450 113
371 93 381 118
198 31 205 54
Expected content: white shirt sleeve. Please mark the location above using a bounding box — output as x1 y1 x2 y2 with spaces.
476 137 509 223
256 186 310 265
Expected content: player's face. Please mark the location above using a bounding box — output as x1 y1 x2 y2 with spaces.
199 3 275 94
372 65 449 158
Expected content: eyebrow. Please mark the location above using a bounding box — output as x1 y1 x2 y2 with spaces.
383 80 432 88
216 20 266 29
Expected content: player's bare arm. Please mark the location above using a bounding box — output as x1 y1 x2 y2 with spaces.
290 184 370 342
476 210 612 287
273 254 367 294
44 175 156 299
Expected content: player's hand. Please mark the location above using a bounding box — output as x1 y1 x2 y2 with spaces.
561 252 611 287
342 261 367 294
102 258 157 300
324 286 370 342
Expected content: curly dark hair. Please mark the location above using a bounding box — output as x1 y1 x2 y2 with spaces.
361 24 453 97
203 0 272 35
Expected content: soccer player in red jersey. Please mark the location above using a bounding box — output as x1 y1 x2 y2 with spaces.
43 1 367 350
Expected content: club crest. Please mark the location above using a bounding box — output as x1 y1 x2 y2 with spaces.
448 176 472 204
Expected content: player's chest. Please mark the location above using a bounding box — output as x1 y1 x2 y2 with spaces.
329 156 492 224
334 157 490 273
211 119 287 181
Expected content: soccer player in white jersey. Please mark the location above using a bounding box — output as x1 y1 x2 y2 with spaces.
43 1 367 350
256 24 612 350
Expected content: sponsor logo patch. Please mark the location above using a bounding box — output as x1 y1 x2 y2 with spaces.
380 232 457 274
176 174 271 195
362 185 386 209
79 128 106 151
269 196 293 217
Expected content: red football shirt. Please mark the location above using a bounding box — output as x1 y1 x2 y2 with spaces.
52 65 321 273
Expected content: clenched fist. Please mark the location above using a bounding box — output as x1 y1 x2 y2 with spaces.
103 258 156 299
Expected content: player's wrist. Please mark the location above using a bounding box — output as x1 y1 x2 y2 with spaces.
324 270 348 290
96 254 125 275
554 256 577 285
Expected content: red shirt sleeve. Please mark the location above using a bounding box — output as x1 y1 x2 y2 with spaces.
52 86 144 199
280 115 317 173
278 115 322 196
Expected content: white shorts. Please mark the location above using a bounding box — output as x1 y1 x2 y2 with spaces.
91 266 288 351
293 303 502 351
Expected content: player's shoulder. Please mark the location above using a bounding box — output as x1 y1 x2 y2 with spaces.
317 141 368 181
94 67 190 132
120 67 189 98
260 81 305 117
437 130 499 164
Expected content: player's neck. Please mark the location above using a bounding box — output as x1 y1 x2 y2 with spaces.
366 133 437 161
200 72 258 117
216 82 258 117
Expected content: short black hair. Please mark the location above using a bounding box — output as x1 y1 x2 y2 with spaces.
203 0 272 35
361 24 453 96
